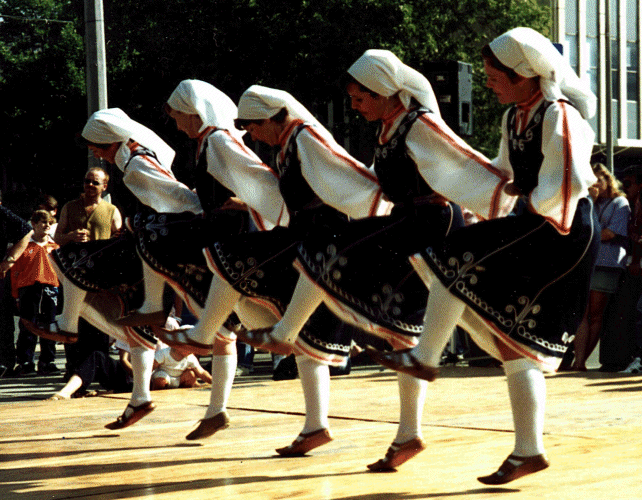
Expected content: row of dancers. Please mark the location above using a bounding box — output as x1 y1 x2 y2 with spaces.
25 27 599 484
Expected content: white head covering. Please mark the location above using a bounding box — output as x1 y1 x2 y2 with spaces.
166 79 244 140
489 27 596 120
82 108 175 169
237 85 333 140
347 49 440 116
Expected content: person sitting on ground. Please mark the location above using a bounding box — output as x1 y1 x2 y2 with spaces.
49 339 134 400
151 345 212 389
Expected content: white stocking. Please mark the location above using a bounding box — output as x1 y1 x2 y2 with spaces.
271 276 325 344
395 372 428 443
504 358 546 458
129 346 155 406
296 355 330 434
57 273 87 333
204 354 237 419
188 273 241 344
139 261 166 314
413 281 466 367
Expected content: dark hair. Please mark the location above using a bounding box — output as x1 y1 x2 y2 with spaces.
481 44 522 83
37 194 58 212
234 107 288 130
31 209 55 225
344 74 381 98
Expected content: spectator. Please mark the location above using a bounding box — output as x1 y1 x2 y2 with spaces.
151 344 212 389
0 194 33 377
619 165 642 373
48 340 134 399
54 166 122 380
11 210 60 376
570 164 630 371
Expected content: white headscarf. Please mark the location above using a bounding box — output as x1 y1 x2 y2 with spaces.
166 79 244 140
347 49 440 116
237 85 333 141
489 27 596 120
82 108 176 170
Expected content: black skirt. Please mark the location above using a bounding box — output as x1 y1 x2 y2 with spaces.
414 197 599 368
130 210 248 310
295 202 464 348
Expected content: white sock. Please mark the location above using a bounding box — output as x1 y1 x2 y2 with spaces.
57 274 87 333
296 355 330 434
413 282 466 367
139 261 166 314
129 346 155 406
395 372 428 443
189 273 241 344
204 354 237 419
504 358 546 458
272 276 325 344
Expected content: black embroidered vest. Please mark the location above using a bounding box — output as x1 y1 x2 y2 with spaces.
373 108 434 205
507 100 554 197
278 124 345 228
194 131 235 218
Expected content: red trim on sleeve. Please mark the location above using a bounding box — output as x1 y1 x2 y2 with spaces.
128 142 177 181
417 114 508 181
302 125 379 183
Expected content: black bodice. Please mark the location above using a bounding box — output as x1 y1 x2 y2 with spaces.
278 124 346 229
194 133 235 217
373 108 434 205
507 100 553 197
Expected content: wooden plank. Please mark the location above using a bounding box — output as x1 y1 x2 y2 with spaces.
1 366 641 499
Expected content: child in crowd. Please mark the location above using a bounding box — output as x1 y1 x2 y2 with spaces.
11 210 60 375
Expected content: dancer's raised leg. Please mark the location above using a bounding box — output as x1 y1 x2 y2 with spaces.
369 281 466 380
239 276 325 354
155 272 241 352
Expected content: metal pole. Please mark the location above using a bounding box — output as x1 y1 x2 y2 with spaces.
84 0 108 169
605 0 614 173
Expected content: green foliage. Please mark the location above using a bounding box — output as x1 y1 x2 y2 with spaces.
1 0 550 203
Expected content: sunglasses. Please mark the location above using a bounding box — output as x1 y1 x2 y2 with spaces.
84 179 102 186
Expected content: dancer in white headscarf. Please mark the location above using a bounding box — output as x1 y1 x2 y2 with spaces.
124 80 288 440
26 108 203 429
234 51 510 471
155 84 389 457
370 28 599 484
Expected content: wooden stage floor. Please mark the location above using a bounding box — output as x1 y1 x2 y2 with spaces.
1 364 642 499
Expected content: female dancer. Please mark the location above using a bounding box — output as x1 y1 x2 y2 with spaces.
237 51 510 470
28 108 203 429
127 79 288 440
371 28 599 484
156 85 390 459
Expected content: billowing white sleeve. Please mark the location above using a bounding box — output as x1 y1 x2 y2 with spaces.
406 112 514 220
529 101 596 234
296 127 389 219
206 131 289 229
123 155 202 214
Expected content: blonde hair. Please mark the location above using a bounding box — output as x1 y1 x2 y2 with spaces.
592 163 625 199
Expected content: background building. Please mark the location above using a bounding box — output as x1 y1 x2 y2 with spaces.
553 0 642 169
